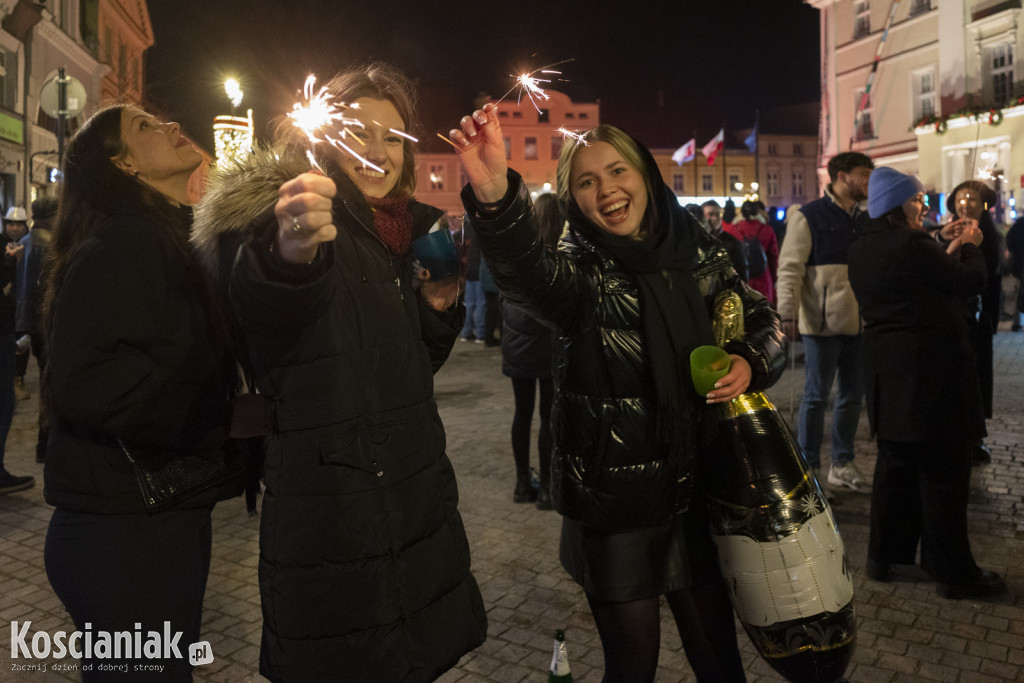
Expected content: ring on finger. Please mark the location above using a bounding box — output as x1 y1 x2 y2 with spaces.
291 216 302 233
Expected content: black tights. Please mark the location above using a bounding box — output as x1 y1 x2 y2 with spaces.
586 579 746 683
511 377 553 477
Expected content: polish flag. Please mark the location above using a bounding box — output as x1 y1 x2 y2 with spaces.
701 128 725 166
672 138 696 165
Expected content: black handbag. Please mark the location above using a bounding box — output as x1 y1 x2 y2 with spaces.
119 439 228 514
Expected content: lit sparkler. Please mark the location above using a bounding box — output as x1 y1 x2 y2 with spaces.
497 59 573 113
287 74 388 173
556 127 589 146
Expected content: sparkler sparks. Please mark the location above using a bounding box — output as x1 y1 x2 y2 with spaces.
497 59 573 114
556 127 589 146
287 74 392 174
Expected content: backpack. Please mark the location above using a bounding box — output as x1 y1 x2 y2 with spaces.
740 231 768 278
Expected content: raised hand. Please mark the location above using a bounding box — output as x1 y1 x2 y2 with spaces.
449 103 509 205
274 172 338 264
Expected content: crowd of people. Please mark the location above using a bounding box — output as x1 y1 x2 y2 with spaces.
0 59 1017 681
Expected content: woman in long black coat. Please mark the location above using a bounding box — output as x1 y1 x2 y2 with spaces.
192 63 486 681
848 167 1005 600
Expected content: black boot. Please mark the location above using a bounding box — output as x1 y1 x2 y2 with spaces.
536 470 553 510
513 468 538 503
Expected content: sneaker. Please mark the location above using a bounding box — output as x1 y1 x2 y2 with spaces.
828 462 869 492
458 336 472 343
810 467 835 503
0 471 35 495
473 338 486 344
13 377 29 401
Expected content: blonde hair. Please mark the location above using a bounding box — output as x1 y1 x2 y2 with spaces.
555 125 656 234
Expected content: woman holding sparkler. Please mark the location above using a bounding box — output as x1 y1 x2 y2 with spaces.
192 63 486 681
450 104 785 682
42 104 243 681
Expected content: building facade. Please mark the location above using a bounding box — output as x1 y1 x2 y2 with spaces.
809 0 1024 221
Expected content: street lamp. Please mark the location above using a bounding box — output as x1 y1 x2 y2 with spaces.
214 78 253 169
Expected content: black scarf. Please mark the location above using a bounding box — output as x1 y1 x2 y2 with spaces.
567 160 718 464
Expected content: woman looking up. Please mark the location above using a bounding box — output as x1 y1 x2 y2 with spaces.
43 104 242 681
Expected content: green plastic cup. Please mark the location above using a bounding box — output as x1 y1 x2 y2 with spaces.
690 345 732 397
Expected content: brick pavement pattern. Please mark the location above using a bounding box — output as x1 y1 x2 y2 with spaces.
1 325 1022 682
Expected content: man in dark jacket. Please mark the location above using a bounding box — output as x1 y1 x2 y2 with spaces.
703 199 748 280
0 206 32 494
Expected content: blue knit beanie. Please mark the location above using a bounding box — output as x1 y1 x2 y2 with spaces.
868 167 924 218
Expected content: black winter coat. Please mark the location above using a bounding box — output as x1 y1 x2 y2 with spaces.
464 171 785 531
848 217 987 443
192 150 486 682
45 211 236 514
501 297 555 379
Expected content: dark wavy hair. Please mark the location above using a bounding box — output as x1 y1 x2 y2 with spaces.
41 104 215 415
273 62 420 196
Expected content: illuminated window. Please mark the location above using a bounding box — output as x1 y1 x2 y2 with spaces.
524 137 538 160
430 165 444 191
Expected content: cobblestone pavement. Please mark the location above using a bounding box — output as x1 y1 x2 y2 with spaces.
1 323 1022 682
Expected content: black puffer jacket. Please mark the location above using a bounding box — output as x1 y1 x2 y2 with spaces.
192 149 486 682
45 211 237 514
501 297 555 379
464 169 785 532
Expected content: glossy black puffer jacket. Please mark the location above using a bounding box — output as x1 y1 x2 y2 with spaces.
464 169 786 532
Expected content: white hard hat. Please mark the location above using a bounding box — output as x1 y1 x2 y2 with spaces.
3 206 27 222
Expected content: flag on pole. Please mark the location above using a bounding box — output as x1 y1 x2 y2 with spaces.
702 128 725 165
744 120 758 153
672 138 696 165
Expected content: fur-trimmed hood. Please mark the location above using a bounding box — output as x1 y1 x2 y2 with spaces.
191 145 311 273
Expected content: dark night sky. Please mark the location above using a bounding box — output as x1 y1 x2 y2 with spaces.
144 0 820 154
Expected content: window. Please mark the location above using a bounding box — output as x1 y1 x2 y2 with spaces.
579 112 589 119
673 174 685 193
793 143 804 156
524 137 538 160
503 137 511 159
538 109 549 124
498 111 509 118
854 0 870 39
767 143 778 156
989 43 1014 106
854 89 874 140
792 169 805 198
429 165 444 191
512 111 523 119
551 136 564 159
702 174 713 192
729 174 740 190
565 112 575 119
909 0 930 16
912 68 937 120
766 170 781 198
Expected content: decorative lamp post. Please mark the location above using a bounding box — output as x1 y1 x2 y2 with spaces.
214 78 253 169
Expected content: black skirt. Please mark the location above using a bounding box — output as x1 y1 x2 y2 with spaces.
559 499 719 602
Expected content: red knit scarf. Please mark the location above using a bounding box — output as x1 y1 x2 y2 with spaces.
367 195 412 257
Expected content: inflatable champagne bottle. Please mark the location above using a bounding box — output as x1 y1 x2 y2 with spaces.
699 291 855 683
